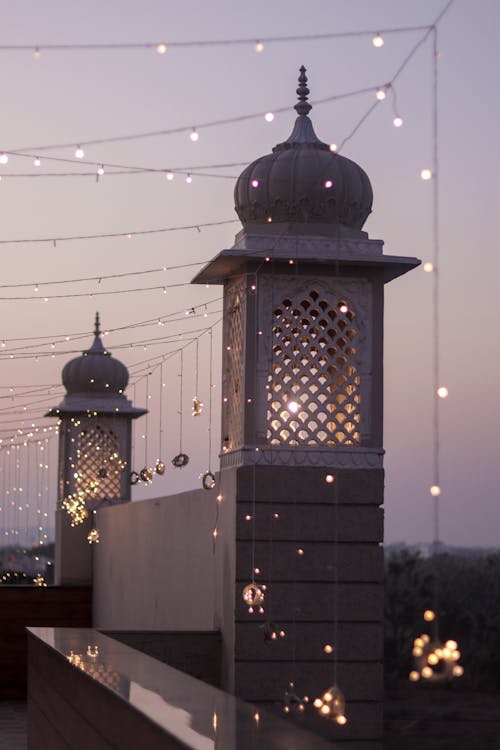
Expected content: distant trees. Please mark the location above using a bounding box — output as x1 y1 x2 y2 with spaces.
385 549 500 688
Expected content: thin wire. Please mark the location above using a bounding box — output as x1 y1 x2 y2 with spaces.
208 329 213 471
0 218 236 246
159 362 164 460
432 26 440 546
144 374 150 468
179 350 184 454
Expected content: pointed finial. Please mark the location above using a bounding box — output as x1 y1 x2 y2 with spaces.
94 311 101 337
294 66 312 117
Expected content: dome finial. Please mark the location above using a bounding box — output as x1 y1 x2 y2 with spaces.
94 311 101 337
294 65 312 117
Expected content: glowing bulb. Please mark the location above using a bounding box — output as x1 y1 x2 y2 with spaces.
336 715 347 725
339 303 349 313
422 666 433 679
313 698 322 708
423 609 436 622
288 400 299 413
423 262 434 272
375 88 387 101
0 153 8 164
409 671 420 682
325 474 335 484
97 165 104 176
320 704 331 715
437 386 448 398
297 548 304 556
329 143 337 152
186 174 192 184
324 179 333 188
251 179 259 188
393 116 404 128
165 170 174 180
445 640 457 650
74 146 84 159
190 128 199 142
421 168 433 180
33 47 41 59
324 644 333 654
34 157 41 167
255 41 264 52
428 653 439 665
413 647 423 657
156 43 167 54
34 284 39 292
452 665 464 677
264 112 274 122
372 33 384 47
430 485 441 497
414 637 424 648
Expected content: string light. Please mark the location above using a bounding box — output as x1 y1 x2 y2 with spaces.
0 153 9 164
74 146 84 159
255 41 264 52
186 174 192 184
423 262 434 272
329 143 338 152
393 116 404 127
421 168 433 180
430 485 441 497
264 112 274 122
375 88 387 101
33 157 41 167
97 165 105 177
436 386 448 398
190 128 199 142
156 43 167 54
372 33 384 47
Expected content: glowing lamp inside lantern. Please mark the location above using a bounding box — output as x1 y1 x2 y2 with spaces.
287 400 299 414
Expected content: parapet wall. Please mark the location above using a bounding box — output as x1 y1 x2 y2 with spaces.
92 488 217 630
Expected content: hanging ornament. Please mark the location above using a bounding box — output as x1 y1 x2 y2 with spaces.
172 453 189 468
410 630 463 683
62 494 88 526
129 471 140 485
260 621 286 643
192 397 203 416
202 471 216 490
155 460 166 475
87 528 100 544
139 467 153 483
282 681 305 714
242 582 264 614
33 574 47 587
313 684 347 724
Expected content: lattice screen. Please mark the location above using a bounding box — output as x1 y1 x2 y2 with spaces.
267 289 361 446
222 280 246 450
75 425 122 501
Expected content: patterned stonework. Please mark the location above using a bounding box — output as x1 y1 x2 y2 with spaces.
222 277 247 450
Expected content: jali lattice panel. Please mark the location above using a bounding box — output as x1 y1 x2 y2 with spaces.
267 287 362 447
75 425 122 502
222 278 246 451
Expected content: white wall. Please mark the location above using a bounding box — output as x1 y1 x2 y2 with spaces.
92 488 217 630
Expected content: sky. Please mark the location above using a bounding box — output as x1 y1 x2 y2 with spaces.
0 0 498 548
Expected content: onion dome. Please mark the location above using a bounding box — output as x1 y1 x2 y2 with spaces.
234 66 373 230
46 313 146 418
62 312 128 396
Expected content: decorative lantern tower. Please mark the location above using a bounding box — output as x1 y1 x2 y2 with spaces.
47 313 146 583
194 68 419 744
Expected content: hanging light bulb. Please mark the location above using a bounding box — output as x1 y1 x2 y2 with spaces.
437 386 449 398
33 47 41 59
430 485 441 497
97 165 104 177
329 143 338 152
372 33 384 47
192 397 203 416
156 43 167 54
255 41 264 52
74 146 84 159
251 179 259 188
421 168 433 180
165 170 174 181
375 88 387 101
0 153 9 164
190 128 199 142
34 157 41 167
186 174 192 184
423 262 434 272
264 112 274 122
393 116 404 128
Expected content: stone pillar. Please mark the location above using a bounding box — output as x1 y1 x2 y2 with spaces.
195 227 418 747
